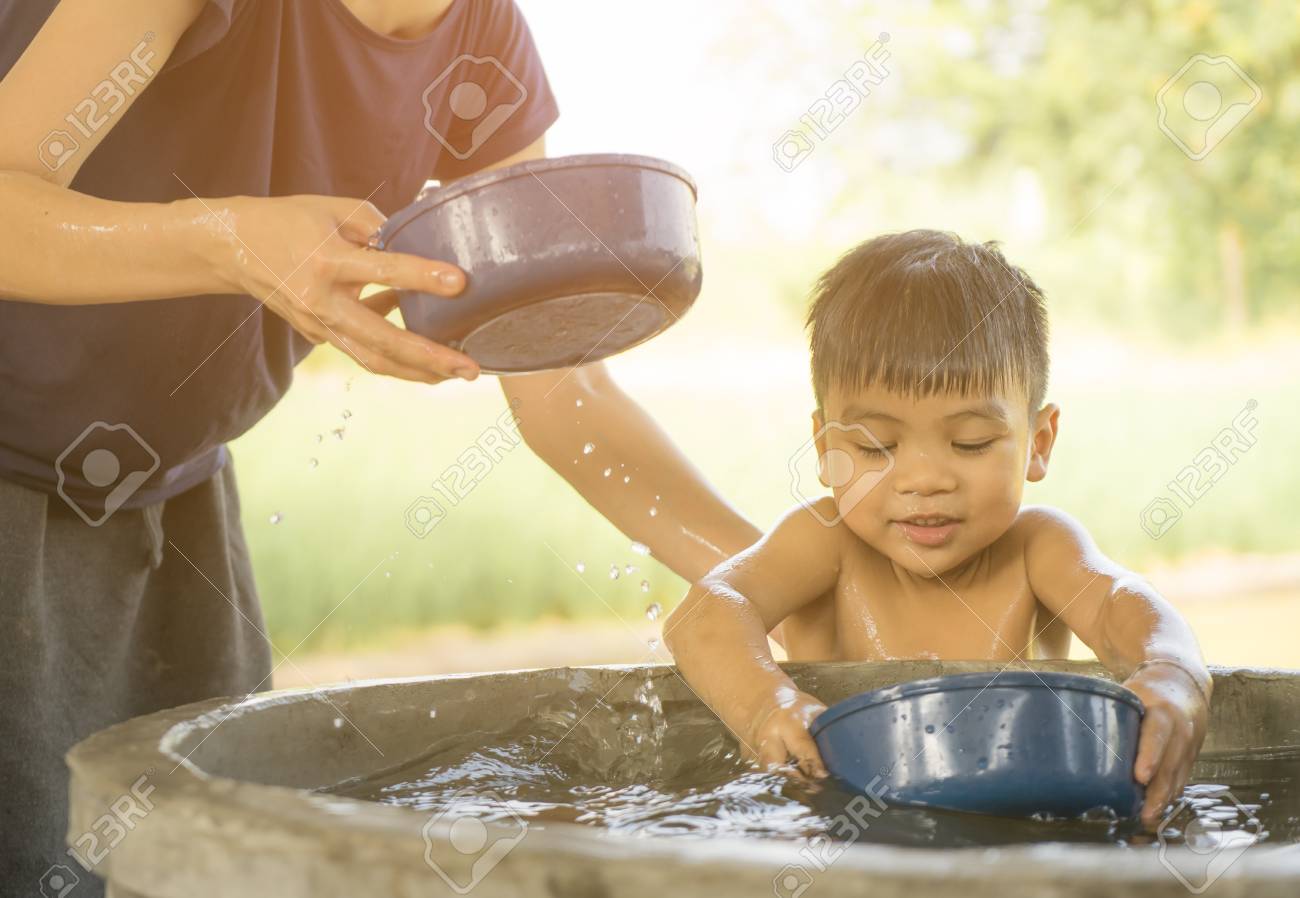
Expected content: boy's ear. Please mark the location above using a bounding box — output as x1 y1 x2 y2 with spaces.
1026 403 1060 483
812 409 831 487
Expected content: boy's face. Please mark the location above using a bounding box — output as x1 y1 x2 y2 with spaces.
812 381 1059 578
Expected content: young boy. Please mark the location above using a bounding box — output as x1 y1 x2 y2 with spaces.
664 230 1212 829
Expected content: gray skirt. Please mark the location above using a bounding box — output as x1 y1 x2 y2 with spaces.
0 461 273 898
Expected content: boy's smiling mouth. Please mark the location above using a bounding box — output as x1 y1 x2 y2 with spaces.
892 514 962 547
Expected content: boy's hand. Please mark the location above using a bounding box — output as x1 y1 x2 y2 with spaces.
745 691 831 781
1123 663 1211 828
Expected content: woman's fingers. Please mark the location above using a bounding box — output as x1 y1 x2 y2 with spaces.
339 246 466 297
329 298 479 380
325 333 450 385
358 287 401 316
333 199 388 245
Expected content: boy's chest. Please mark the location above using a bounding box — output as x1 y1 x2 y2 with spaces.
797 546 1041 662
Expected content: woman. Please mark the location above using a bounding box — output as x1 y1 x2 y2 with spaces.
0 1 759 893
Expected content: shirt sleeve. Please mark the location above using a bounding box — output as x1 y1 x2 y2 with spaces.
429 0 560 180
163 0 244 71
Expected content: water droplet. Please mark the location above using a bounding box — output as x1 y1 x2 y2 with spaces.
977 757 988 769
575 398 583 407
582 442 595 455
344 378 353 392
429 709 438 719
603 467 612 477
645 602 662 621
332 427 345 440
268 512 283 524
924 724 935 734
623 475 631 484
630 541 651 556
655 494 661 501
341 409 352 420
648 506 658 517
332 717 343 729
609 565 620 580
575 562 586 573
640 579 650 593
308 458 319 469
384 571 392 578
314 433 323 444
647 637 660 651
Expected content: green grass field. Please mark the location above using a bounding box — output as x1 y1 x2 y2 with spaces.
230 305 1300 654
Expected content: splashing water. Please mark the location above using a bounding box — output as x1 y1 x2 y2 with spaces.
609 565 620 580
645 602 662 621
583 442 595 455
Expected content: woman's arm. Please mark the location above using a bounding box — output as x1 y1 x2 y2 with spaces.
1021 505 1212 828
0 0 475 383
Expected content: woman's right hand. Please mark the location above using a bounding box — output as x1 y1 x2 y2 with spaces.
205 194 480 384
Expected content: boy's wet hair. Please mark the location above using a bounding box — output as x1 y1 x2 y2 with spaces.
806 229 1049 411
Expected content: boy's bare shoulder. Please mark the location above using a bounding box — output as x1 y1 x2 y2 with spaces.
770 497 856 550
1012 504 1085 535
1008 505 1095 558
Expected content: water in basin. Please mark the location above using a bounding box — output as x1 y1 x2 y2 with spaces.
324 688 1299 849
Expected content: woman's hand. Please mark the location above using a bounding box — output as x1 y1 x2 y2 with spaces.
206 194 480 384
1124 662 1211 828
745 689 830 781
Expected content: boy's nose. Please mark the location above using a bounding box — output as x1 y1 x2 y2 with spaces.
890 448 957 496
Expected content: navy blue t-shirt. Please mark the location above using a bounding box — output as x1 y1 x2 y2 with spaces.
0 0 558 513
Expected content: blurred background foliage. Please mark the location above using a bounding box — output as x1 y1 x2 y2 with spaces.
245 0 1299 658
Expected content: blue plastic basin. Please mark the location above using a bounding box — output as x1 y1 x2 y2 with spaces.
809 670 1145 819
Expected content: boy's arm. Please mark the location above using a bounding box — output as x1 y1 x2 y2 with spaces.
663 500 843 778
1020 505 1211 828
502 361 761 583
